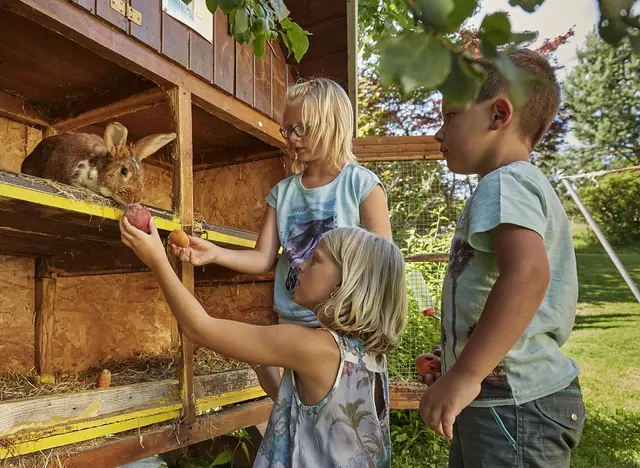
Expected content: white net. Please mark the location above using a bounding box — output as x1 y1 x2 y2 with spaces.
364 160 476 382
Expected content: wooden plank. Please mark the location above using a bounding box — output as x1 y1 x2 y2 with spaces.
195 264 275 286
34 259 56 384
0 380 180 438
213 9 235 94
356 153 443 162
0 90 49 128
71 0 95 13
235 43 254 106
254 50 272 116
95 0 127 31
0 370 265 440
353 136 438 146
189 31 214 82
405 253 449 263
3 0 285 148
168 87 196 424
162 12 190 68
271 43 287 122
62 400 272 468
389 383 423 410
193 148 283 171
130 0 161 51
52 87 168 131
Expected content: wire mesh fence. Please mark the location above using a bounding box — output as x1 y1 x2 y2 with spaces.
363 160 476 382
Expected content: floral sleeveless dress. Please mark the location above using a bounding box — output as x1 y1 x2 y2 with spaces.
254 331 391 468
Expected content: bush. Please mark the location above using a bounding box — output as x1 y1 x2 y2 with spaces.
577 172 640 247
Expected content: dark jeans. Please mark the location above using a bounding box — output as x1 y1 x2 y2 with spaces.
449 378 586 468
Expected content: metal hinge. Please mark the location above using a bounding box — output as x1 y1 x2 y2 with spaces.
110 0 142 26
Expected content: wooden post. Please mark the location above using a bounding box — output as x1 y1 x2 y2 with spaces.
34 258 56 384
168 86 196 424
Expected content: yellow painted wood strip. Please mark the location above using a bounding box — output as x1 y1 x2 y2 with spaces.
201 228 256 248
196 386 266 413
0 182 181 232
0 404 182 459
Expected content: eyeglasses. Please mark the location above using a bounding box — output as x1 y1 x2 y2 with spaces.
279 123 312 139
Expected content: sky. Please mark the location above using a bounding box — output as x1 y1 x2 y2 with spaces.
468 0 600 82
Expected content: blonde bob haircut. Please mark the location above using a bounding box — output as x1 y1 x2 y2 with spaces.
285 78 358 173
315 227 408 355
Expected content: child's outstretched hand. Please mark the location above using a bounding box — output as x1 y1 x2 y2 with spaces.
419 368 481 440
170 236 217 266
120 216 167 271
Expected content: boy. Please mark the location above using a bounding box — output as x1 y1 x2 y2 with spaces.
419 49 585 467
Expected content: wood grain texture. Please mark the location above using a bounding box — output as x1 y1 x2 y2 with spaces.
162 12 189 68
129 0 161 51
51 273 174 373
196 282 276 326
0 116 42 173
142 163 172 211
0 256 34 372
194 158 284 232
95 0 127 31
254 50 271 116
271 43 288 123
235 42 254 106
213 9 235 94
35 260 57 380
189 31 214 82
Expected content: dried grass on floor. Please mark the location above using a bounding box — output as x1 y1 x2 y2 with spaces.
0 348 249 402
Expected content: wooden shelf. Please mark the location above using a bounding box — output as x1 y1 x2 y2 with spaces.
0 369 265 459
0 170 261 265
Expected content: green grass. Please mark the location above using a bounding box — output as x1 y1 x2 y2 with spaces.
564 237 640 468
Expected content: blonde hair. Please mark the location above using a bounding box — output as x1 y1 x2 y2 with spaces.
315 228 408 355
284 78 358 173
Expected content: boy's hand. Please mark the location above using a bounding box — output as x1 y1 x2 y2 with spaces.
170 236 217 266
419 368 481 440
416 347 441 386
120 216 168 271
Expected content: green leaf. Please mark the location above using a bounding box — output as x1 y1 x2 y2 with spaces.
418 0 454 28
508 0 545 12
241 441 251 462
281 20 310 62
252 35 266 59
448 0 479 29
218 0 236 14
279 30 293 55
269 0 290 21
205 0 218 13
235 6 250 34
210 450 233 466
510 31 538 46
598 0 637 45
440 52 485 105
380 32 452 94
181 0 194 4
479 12 512 46
630 34 640 54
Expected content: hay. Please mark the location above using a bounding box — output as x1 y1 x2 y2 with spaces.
0 348 249 402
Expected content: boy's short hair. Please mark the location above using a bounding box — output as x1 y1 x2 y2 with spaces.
477 49 560 150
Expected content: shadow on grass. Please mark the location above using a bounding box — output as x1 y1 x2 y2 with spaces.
572 405 640 468
575 249 640 304
573 313 637 330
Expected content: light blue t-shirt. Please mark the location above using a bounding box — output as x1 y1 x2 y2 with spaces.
441 161 580 407
266 164 383 327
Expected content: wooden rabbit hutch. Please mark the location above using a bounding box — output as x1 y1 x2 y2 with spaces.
0 0 367 465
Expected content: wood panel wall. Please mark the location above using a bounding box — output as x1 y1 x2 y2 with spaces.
72 0 290 120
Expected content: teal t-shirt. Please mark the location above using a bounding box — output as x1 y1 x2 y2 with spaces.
441 161 580 407
266 164 383 327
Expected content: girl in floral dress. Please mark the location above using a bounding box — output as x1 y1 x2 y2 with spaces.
119 221 407 467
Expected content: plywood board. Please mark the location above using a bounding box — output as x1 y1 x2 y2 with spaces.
0 117 42 173
196 282 276 326
52 273 174 373
142 163 172 211
0 256 35 372
194 158 284 232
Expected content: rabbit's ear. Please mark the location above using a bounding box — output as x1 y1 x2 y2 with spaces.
133 133 177 160
104 123 128 154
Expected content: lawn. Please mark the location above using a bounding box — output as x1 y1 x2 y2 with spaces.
390 232 640 467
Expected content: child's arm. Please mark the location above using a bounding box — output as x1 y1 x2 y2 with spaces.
121 216 338 373
360 185 392 240
172 205 280 274
420 224 550 439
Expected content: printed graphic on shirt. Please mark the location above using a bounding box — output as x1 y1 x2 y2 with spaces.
283 197 338 291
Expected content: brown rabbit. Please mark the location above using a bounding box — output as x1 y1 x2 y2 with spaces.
21 122 176 205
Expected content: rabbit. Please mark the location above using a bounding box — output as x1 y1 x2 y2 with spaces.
21 122 176 205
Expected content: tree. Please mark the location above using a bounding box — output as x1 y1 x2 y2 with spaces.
563 31 640 170
371 0 640 108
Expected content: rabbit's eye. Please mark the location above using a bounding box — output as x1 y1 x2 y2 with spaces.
120 167 128 177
